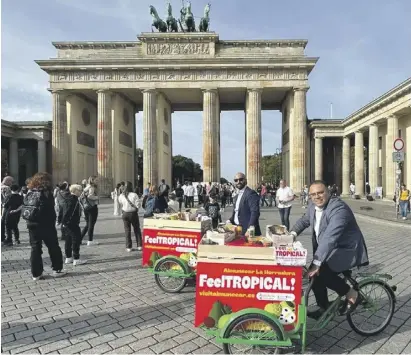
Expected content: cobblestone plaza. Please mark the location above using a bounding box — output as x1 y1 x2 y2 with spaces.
2 202 411 354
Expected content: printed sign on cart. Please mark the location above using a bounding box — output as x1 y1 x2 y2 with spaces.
195 262 302 330
142 228 202 267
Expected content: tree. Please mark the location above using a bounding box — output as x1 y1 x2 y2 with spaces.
172 155 203 184
262 154 282 185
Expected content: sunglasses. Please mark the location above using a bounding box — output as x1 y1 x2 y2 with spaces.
234 178 245 182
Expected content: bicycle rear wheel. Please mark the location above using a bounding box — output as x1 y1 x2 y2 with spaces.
347 279 395 336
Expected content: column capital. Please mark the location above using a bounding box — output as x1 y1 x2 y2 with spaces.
314 136 323 140
142 88 157 94
97 89 111 94
293 86 309 93
387 114 397 120
48 88 68 98
202 88 218 94
369 123 379 127
247 88 263 94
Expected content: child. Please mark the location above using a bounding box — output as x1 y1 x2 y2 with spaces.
4 184 23 246
205 193 222 229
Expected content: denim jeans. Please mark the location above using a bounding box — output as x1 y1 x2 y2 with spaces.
399 201 408 218
279 207 292 231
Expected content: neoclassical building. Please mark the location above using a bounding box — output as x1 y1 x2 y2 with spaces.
36 32 317 195
1 120 52 186
309 78 411 198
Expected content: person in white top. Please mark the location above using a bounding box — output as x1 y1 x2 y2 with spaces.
111 183 122 216
118 182 142 252
185 182 196 208
167 193 180 213
276 179 295 231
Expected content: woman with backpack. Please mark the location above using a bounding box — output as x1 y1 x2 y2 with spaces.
80 176 99 246
22 172 65 280
118 181 142 251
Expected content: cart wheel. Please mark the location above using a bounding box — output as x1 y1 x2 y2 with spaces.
222 313 284 354
154 258 187 293
347 279 395 336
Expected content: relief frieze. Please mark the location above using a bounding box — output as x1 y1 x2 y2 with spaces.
147 43 210 56
52 69 307 82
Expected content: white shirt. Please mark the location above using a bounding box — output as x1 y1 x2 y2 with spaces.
186 186 195 197
182 185 188 196
234 188 245 225
276 187 294 208
168 200 180 212
314 206 324 242
118 192 140 212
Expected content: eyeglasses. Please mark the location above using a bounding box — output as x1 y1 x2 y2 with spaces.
234 178 245 182
309 191 325 198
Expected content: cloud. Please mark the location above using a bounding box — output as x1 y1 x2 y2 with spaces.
2 0 411 179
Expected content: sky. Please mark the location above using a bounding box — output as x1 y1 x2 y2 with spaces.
2 0 411 180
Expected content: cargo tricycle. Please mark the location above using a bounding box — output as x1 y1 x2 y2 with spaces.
195 243 397 354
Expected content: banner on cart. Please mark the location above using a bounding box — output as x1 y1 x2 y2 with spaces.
195 262 302 330
142 228 202 267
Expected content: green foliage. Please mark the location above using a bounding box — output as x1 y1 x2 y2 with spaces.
262 154 282 184
172 155 203 183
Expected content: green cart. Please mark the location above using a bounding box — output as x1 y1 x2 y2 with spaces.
202 268 397 354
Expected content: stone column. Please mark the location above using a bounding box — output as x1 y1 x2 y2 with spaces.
202 89 219 183
291 87 308 191
216 100 221 182
143 89 158 188
246 88 262 189
37 140 47 172
334 141 342 190
342 136 351 196
385 115 398 199
9 138 19 180
368 124 379 195
314 136 323 180
51 89 69 184
354 131 364 196
97 89 113 197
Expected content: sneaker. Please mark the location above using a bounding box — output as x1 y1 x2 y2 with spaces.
73 259 87 266
32 275 45 281
51 270 67 277
87 241 99 246
65 257 73 264
137 246 142 251
5 241 13 247
402 217 407 220
126 248 133 252
15 240 21 245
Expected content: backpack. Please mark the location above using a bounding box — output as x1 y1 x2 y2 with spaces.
22 190 42 222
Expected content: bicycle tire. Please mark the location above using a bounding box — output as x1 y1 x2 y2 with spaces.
154 258 187 293
347 279 395 336
222 313 284 354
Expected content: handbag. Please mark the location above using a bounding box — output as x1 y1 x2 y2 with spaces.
80 193 93 212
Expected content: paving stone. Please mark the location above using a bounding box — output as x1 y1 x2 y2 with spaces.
2 204 410 354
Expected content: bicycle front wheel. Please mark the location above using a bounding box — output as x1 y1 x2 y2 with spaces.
347 279 395 336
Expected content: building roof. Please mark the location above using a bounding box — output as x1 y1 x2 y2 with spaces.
1 119 52 129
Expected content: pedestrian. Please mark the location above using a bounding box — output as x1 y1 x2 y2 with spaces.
1 176 14 243
111 183 122 216
56 182 70 241
3 184 23 246
167 193 180 213
80 176 99 246
58 184 87 266
205 193 222 229
144 185 167 217
118 181 142 251
276 179 295 231
174 184 184 211
21 172 65 280
399 184 410 220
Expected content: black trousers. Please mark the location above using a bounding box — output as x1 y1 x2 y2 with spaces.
312 262 351 309
1 211 6 242
28 224 63 277
122 211 142 249
63 225 81 260
6 213 21 243
177 197 183 211
221 197 227 208
279 207 291 231
187 196 194 208
184 196 188 208
81 206 98 242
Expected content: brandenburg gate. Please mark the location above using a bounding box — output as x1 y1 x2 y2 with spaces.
36 32 318 195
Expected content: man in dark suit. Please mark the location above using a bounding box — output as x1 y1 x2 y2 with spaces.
227 172 261 236
290 180 369 319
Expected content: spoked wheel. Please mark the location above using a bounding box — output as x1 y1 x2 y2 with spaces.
154 258 187 293
222 314 284 354
347 280 395 336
